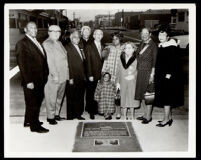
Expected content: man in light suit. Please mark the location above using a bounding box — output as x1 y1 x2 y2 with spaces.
16 21 49 133
85 29 104 119
65 30 86 120
43 25 69 124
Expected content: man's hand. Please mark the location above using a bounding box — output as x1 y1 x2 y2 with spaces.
69 79 74 85
165 74 171 79
89 76 94 82
53 77 59 83
27 83 34 89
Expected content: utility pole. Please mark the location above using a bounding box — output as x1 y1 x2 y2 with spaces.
109 11 110 27
73 12 75 21
121 9 124 27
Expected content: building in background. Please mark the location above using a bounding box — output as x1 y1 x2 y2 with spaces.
170 9 189 32
95 14 115 28
114 10 171 29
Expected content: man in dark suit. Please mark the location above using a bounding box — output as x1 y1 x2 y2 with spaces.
85 29 104 119
16 21 49 133
65 30 86 120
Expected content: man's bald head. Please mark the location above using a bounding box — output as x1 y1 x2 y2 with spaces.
24 21 37 38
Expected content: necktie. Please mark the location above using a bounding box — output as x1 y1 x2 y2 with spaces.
33 38 44 55
97 43 102 58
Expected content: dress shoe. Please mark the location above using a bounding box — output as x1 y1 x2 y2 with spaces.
30 126 49 133
156 119 173 127
24 121 43 127
141 118 152 124
47 118 57 125
136 116 145 121
77 116 85 120
55 115 66 121
90 114 95 120
105 115 112 120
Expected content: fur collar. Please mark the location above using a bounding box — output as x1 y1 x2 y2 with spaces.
120 52 136 69
158 39 179 48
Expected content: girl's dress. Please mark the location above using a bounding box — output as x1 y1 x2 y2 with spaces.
94 81 116 114
116 53 140 108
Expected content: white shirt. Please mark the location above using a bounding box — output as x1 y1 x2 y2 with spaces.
94 40 102 58
73 44 83 60
26 34 44 55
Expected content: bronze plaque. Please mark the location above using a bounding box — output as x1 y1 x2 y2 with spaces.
81 122 130 137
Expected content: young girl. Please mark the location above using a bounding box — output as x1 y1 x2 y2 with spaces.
94 72 116 120
116 42 140 120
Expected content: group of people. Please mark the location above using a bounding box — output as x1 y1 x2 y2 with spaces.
15 21 184 133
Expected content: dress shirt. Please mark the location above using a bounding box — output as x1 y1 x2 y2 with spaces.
94 40 102 58
73 44 83 60
26 34 44 55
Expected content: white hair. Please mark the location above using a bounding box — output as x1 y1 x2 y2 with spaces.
93 29 103 36
81 26 91 35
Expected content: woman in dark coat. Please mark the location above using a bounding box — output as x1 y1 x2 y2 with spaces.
155 26 184 127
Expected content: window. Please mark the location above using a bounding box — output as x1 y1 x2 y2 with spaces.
9 18 16 28
178 12 185 22
38 18 43 28
30 16 37 23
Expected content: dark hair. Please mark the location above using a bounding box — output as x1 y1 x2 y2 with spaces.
111 32 124 43
158 24 171 36
102 72 111 80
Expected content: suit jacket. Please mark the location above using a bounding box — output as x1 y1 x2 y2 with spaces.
16 35 49 87
43 38 69 83
65 43 86 82
85 41 104 81
136 39 158 71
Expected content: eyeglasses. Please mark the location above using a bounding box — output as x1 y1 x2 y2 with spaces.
49 30 61 32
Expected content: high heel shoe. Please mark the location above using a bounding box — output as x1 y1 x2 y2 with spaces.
156 119 173 127
116 114 121 119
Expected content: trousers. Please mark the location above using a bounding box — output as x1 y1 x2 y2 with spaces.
44 80 66 119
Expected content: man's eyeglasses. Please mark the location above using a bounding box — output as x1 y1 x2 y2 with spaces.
49 30 61 32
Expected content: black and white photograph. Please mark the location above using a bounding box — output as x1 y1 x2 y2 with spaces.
4 3 196 158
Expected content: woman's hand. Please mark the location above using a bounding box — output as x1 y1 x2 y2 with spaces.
165 74 171 79
149 74 154 83
116 83 120 90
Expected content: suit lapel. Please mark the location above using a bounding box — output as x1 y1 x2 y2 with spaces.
25 36 46 59
92 42 102 60
70 43 83 61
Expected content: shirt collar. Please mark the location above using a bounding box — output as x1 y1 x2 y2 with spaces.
26 34 37 42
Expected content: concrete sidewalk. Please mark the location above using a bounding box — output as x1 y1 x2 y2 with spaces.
5 116 188 157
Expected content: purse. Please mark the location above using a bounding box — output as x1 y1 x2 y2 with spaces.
144 82 155 105
114 89 121 106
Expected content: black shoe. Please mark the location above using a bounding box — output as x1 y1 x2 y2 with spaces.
24 121 43 127
105 115 112 120
90 114 95 120
55 115 66 121
47 118 58 125
141 118 152 124
77 116 85 120
30 126 49 133
136 116 145 121
156 119 173 127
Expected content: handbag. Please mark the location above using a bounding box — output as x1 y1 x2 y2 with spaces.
144 82 155 105
114 89 121 106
